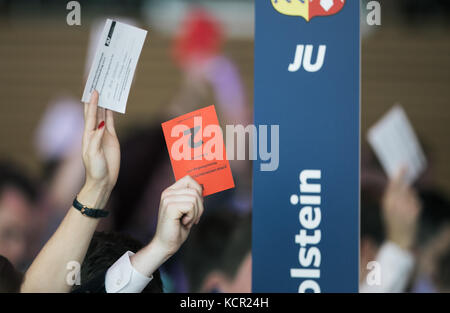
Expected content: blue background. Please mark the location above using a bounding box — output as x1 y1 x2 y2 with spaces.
252 0 360 292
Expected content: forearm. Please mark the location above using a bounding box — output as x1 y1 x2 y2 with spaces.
21 183 110 293
130 240 171 278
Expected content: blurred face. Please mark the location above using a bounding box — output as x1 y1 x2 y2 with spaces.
0 187 32 266
201 252 252 293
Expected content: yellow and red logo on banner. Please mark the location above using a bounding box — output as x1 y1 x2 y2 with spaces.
271 0 346 22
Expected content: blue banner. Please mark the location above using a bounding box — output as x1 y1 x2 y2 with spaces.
252 0 360 293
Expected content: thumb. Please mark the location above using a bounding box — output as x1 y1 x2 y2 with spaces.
182 214 194 227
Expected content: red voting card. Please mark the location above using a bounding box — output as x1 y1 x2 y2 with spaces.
161 105 235 196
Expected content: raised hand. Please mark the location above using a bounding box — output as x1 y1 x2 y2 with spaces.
129 176 204 278
153 175 204 257
79 90 120 209
382 167 422 250
21 91 121 292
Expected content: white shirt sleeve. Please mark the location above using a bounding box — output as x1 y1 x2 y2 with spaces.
105 251 153 293
360 241 415 293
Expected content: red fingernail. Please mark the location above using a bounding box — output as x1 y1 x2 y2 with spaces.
98 121 105 129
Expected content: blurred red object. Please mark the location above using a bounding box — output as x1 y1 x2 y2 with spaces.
172 8 224 68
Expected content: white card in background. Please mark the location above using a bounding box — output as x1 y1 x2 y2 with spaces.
367 105 427 184
82 19 147 113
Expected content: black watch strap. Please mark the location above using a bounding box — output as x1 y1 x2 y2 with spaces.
72 197 109 218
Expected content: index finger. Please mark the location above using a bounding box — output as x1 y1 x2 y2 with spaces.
394 166 408 184
387 166 408 193
84 90 99 132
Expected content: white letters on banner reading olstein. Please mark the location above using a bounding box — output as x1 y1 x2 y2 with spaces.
289 170 322 293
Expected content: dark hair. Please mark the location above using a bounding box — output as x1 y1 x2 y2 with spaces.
80 231 163 293
181 210 238 292
0 161 36 203
0 255 23 293
360 193 385 246
417 189 450 247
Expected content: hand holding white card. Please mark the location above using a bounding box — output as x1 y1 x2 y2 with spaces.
82 19 147 113
367 105 427 184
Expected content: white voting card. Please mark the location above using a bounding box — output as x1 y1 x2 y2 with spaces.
367 105 427 184
82 19 147 113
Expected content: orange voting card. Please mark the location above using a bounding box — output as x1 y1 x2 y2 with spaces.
161 105 235 197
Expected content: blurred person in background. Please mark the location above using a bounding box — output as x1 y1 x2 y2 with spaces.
360 167 422 292
169 8 253 215
0 162 37 269
31 96 86 255
362 135 450 292
196 214 252 293
34 96 85 212
181 209 238 292
170 8 251 127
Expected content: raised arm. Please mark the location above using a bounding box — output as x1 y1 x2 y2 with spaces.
21 91 120 292
100 175 204 293
360 167 422 293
